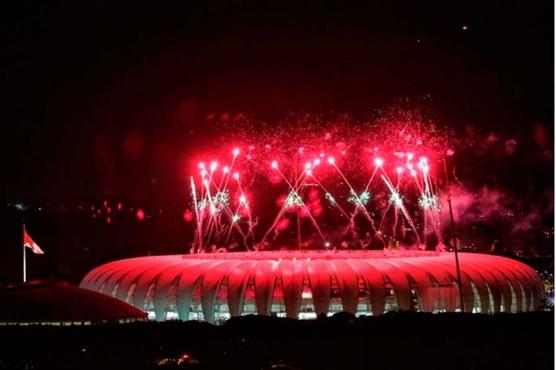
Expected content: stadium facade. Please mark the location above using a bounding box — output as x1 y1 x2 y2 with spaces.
80 251 543 323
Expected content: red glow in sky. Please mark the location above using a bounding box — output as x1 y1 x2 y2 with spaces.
136 209 145 221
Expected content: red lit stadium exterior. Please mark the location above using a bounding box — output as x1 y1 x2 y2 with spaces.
80 251 543 323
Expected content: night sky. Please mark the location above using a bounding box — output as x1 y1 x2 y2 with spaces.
2 1 553 282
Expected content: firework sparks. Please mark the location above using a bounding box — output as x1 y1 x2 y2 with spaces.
419 194 439 210
325 192 336 205
284 191 304 209
349 190 371 206
188 111 451 252
389 192 404 208
213 191 230 211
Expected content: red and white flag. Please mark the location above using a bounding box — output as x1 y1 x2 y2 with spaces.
23 229 44 255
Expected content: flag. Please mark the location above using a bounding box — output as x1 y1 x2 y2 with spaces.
23 228 44 254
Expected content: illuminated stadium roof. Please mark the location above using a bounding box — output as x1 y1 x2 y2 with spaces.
80 251 543 323
0 280 147 325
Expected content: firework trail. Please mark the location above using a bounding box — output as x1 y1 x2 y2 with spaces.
187 111 453 252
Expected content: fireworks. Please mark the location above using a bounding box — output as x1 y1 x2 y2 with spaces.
349 190 371 206
389 192 404 207
188 112 453 252
419 194 439 210
212 191 230 211
285 191 304 209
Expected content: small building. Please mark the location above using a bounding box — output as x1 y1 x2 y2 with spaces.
0 280 147 326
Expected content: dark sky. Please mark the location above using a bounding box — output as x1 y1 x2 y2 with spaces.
1 1 554 282
3 0 553 203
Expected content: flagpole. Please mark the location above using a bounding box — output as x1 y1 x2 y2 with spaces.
23 224 27 283
443 158 465 312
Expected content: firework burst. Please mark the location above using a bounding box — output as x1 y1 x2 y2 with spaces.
188 110 453 252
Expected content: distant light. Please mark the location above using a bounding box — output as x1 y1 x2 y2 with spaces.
210 161 218 171
462 25 468 31
136 209 145 221
328 157 335 164
233 172 240 180
305 162 312 169
271 160 278 169
301 291 312 299
324 241 331 248
182 210 193 222
198 162 205 169
223 166 229 173
313 159 321 166
396 167 403 175
374 158 384 167
233 148 240 157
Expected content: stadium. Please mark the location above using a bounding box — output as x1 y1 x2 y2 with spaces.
80 250 543 323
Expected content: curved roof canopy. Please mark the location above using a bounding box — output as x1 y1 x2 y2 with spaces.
0 280 147 325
